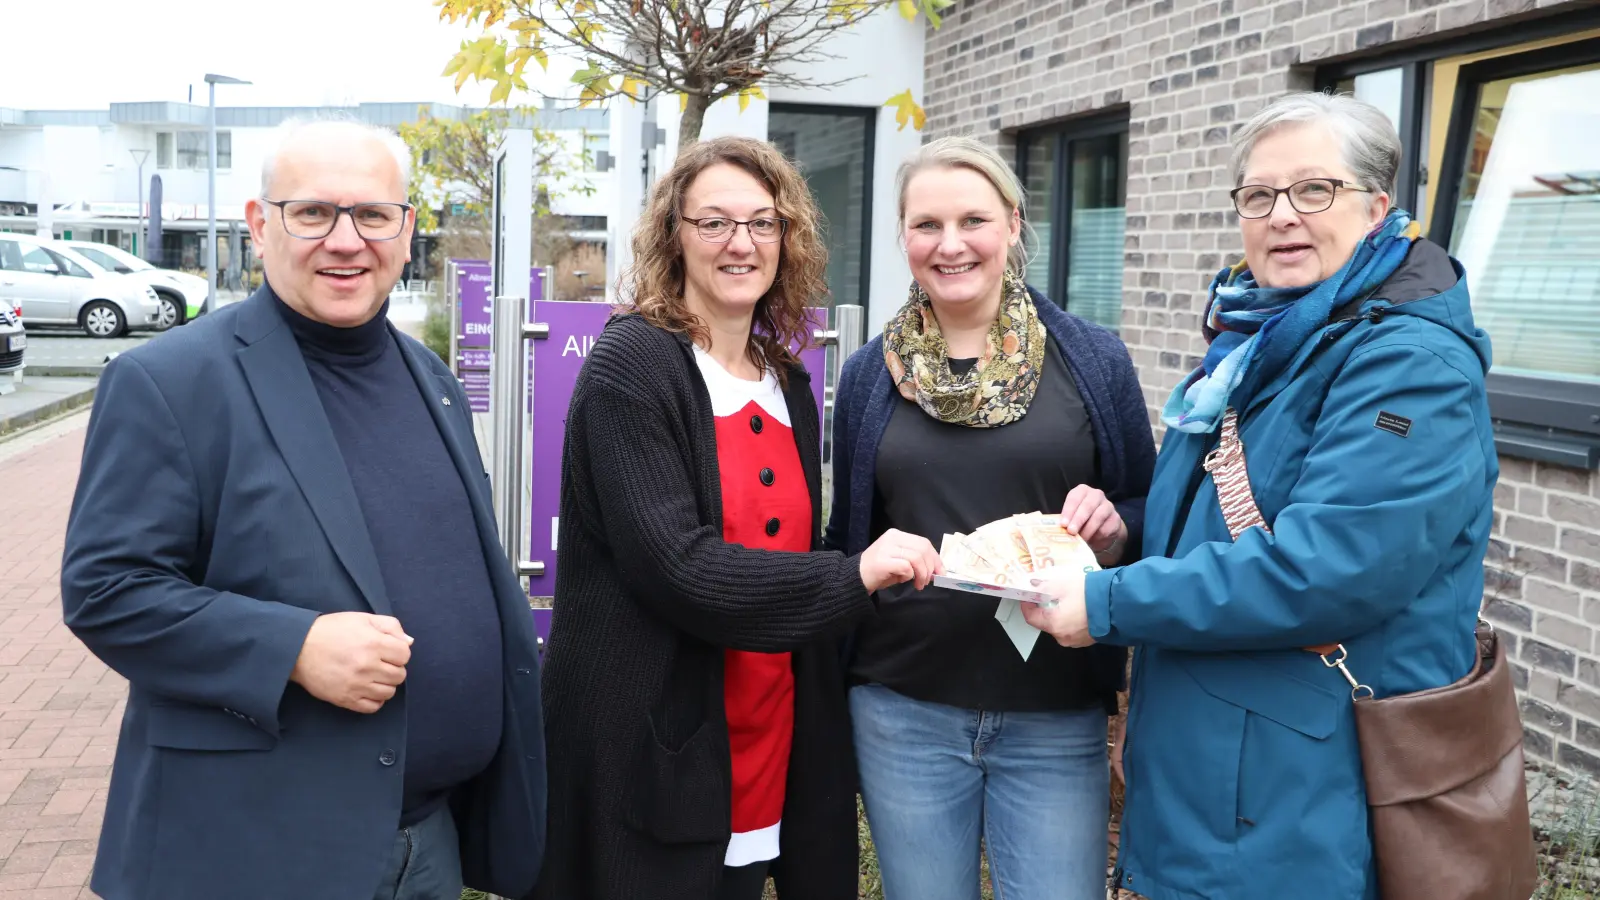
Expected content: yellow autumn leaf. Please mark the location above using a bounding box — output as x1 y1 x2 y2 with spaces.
898 0 917 20
827 0 867 19
922 0 956 28
471 38 504 79
678 93 689 113
489 78 514 105
620 76 645 102
885 89 927 131
532 47 549 70
570 18 605 41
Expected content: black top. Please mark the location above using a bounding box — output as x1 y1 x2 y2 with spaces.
534 314 868 900
852 337 1105 711
275 296 504 826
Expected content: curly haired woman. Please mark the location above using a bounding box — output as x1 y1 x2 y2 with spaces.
534 137 942 900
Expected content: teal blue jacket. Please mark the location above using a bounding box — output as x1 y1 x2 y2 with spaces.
1089 240 1498 900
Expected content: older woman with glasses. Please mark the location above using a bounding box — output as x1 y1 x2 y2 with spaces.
535 136 942 900
1024 92 1498 900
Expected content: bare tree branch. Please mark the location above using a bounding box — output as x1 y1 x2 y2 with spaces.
440 0 933 144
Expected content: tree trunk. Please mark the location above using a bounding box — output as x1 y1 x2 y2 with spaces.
678 93 710 154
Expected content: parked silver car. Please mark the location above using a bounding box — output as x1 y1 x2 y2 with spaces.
0 233 163 338
55 239 206 330
0 299 23 373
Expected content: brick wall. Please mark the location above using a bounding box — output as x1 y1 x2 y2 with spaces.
921 0 1600 776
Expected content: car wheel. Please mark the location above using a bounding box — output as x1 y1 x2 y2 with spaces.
81 301 127 338
152 292 183 330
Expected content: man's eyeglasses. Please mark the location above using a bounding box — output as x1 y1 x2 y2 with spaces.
1229 178 1373 219
261 199 413 241
679 215 788 244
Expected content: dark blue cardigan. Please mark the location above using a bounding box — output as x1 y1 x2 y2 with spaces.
824 287 1158 693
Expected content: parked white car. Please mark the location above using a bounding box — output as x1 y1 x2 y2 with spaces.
0 233 163 338
56 239 206 329
0 299 23 373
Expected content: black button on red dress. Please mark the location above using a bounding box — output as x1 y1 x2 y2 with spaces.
765 518 781 536
760 468 775 486
750 414 764 434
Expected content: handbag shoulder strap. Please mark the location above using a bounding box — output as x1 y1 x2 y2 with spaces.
1203 408 1272 540
1203 407 1343 660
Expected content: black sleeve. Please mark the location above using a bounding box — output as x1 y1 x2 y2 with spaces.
570 368 874 653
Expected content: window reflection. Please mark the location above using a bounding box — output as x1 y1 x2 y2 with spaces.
1449 62 1600 384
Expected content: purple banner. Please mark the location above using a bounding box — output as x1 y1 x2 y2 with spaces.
452 260 545 413
525 302 829 595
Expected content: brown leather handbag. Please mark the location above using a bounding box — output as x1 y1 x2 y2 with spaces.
1204 407 1539 900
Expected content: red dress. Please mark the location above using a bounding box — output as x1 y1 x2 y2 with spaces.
692 346 812 867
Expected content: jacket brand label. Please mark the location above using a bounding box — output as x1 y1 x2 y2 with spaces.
1374 411 1412 438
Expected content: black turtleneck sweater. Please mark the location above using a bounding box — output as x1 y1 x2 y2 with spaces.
275 295 504 827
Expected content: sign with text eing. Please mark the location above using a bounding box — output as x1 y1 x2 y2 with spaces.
525 301 828 596
452 259 545 413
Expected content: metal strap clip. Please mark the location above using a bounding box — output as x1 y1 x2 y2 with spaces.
1319 644 1375 700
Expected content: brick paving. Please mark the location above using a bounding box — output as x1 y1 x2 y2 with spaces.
0 415 122 900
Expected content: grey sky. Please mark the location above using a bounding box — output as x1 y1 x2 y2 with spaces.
8 0 582 110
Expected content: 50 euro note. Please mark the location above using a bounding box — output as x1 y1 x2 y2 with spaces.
936 514 1104 661
1018 524 1101 575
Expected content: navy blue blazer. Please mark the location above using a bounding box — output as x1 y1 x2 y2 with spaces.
60 287 546 900
823 287 1157 699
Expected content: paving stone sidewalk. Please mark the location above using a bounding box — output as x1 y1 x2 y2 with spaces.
0 419 123 899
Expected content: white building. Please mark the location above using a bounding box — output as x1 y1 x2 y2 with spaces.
0 99 611 282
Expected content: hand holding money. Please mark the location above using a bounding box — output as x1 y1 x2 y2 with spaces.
936 512 1100 600
860 528 944 593
1019 567 1094 647
1060 485 1129 567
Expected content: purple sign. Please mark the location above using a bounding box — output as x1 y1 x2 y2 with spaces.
453 260 546 413
525 302 829 596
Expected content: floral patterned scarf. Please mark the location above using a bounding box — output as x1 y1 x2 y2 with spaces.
882 271 1047 428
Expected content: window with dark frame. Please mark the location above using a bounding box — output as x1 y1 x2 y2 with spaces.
170 131 231 171
1015 115 1129 333
768 103 875 313
1317 14 1600 470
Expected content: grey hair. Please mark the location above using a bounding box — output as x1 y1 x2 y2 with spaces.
259 116 412 198
1230 92 1402 199
896 135 1035 274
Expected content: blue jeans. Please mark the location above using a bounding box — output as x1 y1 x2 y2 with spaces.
371 803 464 900
851 684 1109 900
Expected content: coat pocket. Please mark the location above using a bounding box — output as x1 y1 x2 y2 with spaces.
1176 652 1342 739
146 702 277 751
621 715 730 845
1176 652 1369 891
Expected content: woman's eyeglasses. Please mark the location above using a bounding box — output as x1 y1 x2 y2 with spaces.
1229 178 1373 219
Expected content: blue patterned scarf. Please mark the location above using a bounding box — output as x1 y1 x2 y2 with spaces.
1161 210 1422 434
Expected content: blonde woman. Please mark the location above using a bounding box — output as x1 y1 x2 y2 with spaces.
825 136 1155 900
536 136 942 900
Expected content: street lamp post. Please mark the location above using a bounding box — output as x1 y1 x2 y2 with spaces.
204 73 250 315
129 149 149 259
